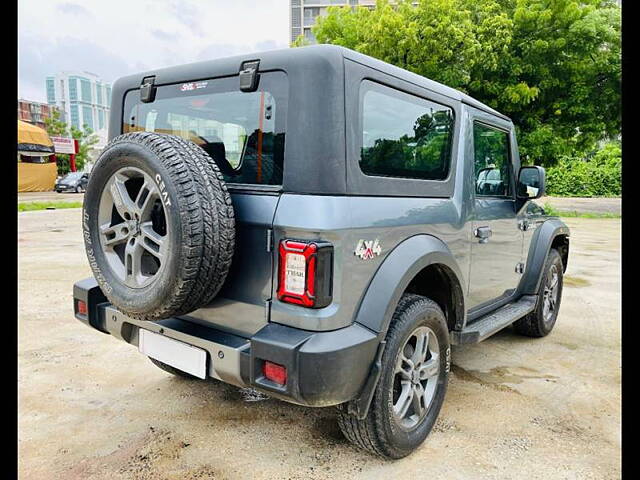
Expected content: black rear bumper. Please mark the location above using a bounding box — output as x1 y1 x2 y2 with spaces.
73 277 380 407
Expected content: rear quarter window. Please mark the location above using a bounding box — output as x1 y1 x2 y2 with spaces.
122 71 288 186
360 80 454 181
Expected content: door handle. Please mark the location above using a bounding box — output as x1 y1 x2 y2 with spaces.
474 226 492 243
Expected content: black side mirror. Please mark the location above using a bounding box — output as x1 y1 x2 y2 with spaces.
517 165 545 200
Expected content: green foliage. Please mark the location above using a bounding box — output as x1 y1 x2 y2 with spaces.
44 109 100 175
545 141 621 197
306 0 621 167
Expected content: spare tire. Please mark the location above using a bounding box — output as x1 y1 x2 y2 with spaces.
82 132 235 321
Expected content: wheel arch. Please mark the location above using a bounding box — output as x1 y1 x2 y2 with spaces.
519 218 570 296
354 234 467 337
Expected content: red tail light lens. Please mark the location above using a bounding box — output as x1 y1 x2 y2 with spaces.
262 361 287 386
77 300 88 315
277 240 333 308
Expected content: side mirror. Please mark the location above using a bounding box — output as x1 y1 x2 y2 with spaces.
517 166 545 200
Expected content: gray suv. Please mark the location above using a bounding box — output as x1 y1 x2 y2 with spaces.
73 45 569 459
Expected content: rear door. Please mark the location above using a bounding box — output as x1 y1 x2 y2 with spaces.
467 111 523 310
121 71 288 337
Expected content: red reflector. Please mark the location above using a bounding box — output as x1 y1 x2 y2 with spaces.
77 300 88 315
262 361 287 386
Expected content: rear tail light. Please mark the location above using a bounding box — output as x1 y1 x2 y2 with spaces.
76 300 88 316
262 361 287 386
277 239 333 308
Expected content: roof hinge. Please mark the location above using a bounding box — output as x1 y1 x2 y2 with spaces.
239 60 260 92
140 75 156 103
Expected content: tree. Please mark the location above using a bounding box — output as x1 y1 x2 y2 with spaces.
305 0 620 167
44 109 100 175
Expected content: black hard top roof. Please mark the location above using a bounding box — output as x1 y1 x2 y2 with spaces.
114 44 509 122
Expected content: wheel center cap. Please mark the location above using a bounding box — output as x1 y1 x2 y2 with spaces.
412 370 420 384
127 220 140 237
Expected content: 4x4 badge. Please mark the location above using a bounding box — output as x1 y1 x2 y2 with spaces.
355 239 382 260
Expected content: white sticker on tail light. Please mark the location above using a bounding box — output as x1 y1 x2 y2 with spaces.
284 253 306 295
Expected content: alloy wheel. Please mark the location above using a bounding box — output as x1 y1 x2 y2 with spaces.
97 167 169 289
542 264 559 324
392 326 440 430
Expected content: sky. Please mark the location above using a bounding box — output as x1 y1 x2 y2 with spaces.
18 0 290 103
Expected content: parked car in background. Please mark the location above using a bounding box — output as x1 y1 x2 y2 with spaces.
55 172 89 193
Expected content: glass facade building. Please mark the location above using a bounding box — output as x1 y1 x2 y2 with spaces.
45 71 111 152
290 0 373 44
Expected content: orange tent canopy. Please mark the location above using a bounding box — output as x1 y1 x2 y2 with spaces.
18 120 54 154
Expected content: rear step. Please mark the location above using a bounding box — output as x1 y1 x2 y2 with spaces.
451 295 538 345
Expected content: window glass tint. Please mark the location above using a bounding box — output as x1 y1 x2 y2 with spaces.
473 123 511 197
360 81 454 181
122 72 287 186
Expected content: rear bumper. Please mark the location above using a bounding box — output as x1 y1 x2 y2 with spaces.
55 184 77 191
73 278 380 407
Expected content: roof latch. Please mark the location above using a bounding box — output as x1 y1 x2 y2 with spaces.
140 75 156 103
239 60 260 92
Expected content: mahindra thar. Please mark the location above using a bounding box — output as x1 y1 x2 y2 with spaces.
73 45 569 459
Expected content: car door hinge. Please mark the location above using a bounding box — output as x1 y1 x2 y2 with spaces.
518 219 530 231
265 300 271 322
266 228 274 252
515 262 525 274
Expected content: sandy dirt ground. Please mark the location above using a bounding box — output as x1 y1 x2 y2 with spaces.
18 209 620 480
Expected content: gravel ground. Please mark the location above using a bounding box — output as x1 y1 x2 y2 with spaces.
18 209 621 479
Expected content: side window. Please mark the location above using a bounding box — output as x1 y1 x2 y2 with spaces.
360 81 454 181
473 122 512 197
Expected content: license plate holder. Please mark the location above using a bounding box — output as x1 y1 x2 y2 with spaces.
138 329 207 379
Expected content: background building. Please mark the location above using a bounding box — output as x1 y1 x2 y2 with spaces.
45 71 111 153
18 99 58 130
290 0 377 44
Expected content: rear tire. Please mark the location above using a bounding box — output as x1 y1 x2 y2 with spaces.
513 248 564 337
337 294 450 459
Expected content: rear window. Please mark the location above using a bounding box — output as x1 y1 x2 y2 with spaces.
360 80 454 181
122 71 287 186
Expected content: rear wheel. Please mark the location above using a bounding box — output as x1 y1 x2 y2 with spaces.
337 294 450 459
513 248 564 337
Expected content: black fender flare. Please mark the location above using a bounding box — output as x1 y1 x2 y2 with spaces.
518 218 570 295
354 234 467 336
347 234 466 419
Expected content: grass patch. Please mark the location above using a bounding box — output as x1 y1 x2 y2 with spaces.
543 203 620 219
18 201 83 212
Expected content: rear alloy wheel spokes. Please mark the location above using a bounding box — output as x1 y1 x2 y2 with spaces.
98 167 167 289
392 326 440 430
